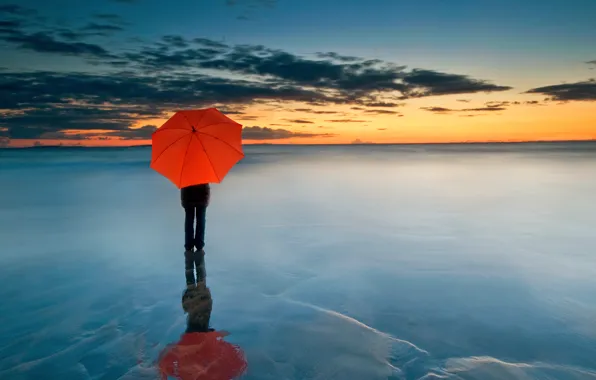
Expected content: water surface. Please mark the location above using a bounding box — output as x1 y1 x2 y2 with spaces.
1 142 596 379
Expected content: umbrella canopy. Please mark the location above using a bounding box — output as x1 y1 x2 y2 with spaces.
150 108 244 188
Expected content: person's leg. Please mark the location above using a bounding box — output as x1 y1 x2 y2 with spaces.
184 206 195 251
184 206 196 286
194 205 207 282
194 205 206 251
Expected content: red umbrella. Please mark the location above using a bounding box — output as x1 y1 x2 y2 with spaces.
150 108 244 188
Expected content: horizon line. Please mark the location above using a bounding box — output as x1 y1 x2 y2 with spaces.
4 139 596 149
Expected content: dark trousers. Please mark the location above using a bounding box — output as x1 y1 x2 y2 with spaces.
184 205 206 251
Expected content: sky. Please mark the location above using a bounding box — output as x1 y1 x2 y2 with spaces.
0 0 595 147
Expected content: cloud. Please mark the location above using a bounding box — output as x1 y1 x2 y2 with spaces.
315 52 361 62
0 13 515 142
81 23 124 34
162 35 189 48
325 119 367 123
283 119 314 124
242 126 334 140
0 136 9 147
2 31 114 58
0 4 36 16
420 107 453 113
402 69 512 97
192 38 228 49
587 60 596 65
525 79 596 101
359 101 403 108
457 99 471 103
292 108 338 114
463 107 506 111
121 39 510 101
105 125 157 139
377 128 387 131
421 105 506 114
364 109 400 115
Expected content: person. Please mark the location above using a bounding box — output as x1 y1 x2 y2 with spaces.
181 183 210 287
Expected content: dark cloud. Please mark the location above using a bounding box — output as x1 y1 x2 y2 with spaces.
525 79 596 101
192 38 228 49
420 107 452 113
363 109 400 114
377 128 387 130
105 125 157 139
81 23 124 34
0 71 339 138
315 52 361 62
242 126 333 140
2 31 114 58
325 119 367 123
457 99 471 103
402 69 512 97
284 119 314 124
162 35 189 48
122 41 509 100
0 13 515 143
586 60 596 65
0 4 36 16
485 101 510 108
421 106 505 114
524 100 543 106
292 108 338 114
463 107 506 111
359 101 403 108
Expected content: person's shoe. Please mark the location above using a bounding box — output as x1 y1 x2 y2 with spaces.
184 249 195 286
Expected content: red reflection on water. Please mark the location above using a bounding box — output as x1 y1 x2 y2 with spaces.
158 330 247 380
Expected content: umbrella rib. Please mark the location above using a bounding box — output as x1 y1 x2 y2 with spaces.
197 130 243 155
178 133 194 187
152 134 189 165
181 109 209 130
194 133 220 183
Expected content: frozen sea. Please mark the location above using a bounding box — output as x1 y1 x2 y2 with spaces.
1 142 596 380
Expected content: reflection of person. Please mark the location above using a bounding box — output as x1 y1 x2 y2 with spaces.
181 183 210 286
157 282 247 380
